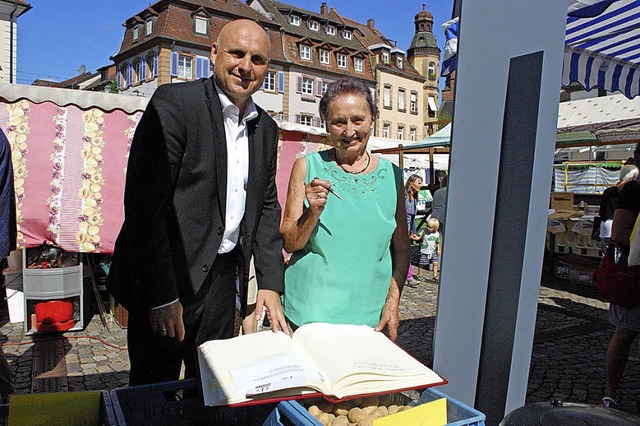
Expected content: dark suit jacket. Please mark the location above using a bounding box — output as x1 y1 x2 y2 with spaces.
107 77 284 314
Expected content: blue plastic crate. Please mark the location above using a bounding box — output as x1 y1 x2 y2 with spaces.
270 388 486 426
110 378 276 425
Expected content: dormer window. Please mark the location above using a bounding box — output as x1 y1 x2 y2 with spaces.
194 16 208 35
300 45 311 61
320 49 330 64
290 15 300 26
132 25 140 41
309 20 319 31
342 29 352 40
326 25 336 35
396 56 403 69
354 58 363 73
337 53 347 68
382 51 389 64
145 18 153 36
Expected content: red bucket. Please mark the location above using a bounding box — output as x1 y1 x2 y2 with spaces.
35 299 74 332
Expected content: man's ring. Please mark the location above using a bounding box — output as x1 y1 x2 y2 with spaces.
159 328 166 333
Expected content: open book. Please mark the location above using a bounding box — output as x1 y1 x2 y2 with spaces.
197 322 446 407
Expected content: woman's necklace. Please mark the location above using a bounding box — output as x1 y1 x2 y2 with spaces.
337 152 371 174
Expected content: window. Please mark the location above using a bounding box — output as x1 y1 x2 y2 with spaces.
300 114 314 126
133 60 139 84
342 29 352 39
145 18 153 36
337 53 347 68
321 80 329 95
397 126 404 140
138 58 146 82
326 25 336 35
263 70 276 91
132 26 139 41
398 89 406 111
309 20 319 31
300 45 311 61
396 56 403 69
290 15 300 26
428 62 436 76
320 49 330 65
383 123 390 138
195 16 208 35
301 77 314 95
383 85 391 108
178 54 192 79
410 92 418 113
409 128 417 141
382 51 389 64
354 58 363 73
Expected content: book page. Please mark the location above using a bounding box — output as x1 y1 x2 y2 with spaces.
293 323 444 398
198 330 325 406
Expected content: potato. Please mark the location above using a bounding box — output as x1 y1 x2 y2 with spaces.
375 406 388 417
397 405 412 412
347 407 365 423
356 417 374 426
318 412 333 426
334 402 352 416
387 405 399 415
308 405 322 417
332 415 350 426
361 406 377 415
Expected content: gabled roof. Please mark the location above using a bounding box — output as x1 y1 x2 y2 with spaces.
114 0 284 63
32 72 100 90
336 12 423 80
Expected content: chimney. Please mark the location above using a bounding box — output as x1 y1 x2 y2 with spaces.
321 2 328 15
367 19 374 29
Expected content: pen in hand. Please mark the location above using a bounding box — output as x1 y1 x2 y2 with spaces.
314 176 343 200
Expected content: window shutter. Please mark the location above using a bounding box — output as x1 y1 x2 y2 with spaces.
314 117 321 127
278 71 285 93
296 76 302 93
295 114 301 124
126 63 132 86
140 57 146 82
196 56 203 79
116 67 121 89
315 79 322 96
170 52 178 77
153 51 158 77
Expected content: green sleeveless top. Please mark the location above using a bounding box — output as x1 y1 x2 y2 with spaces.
283 149 402 327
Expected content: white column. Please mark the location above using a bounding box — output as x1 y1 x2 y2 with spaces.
432 0 567 423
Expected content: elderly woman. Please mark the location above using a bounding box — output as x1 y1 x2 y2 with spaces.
280 78 409 341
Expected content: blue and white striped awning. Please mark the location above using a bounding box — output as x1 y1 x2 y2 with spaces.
564 0 640 98
442 0 640 99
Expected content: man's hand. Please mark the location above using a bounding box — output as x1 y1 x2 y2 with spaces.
256 289 289 335
149 300 185 341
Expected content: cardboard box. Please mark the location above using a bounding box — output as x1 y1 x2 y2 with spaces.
550 192 574 211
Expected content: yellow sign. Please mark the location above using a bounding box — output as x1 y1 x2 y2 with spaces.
374 397 447 426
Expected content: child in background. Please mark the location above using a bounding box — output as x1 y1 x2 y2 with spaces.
419 218 441 280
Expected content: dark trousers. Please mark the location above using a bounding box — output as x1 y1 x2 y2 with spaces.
127 250 239 386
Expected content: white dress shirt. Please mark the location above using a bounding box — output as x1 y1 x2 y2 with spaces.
215 83 258 254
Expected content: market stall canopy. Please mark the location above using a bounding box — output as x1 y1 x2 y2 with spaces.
443 0 640 99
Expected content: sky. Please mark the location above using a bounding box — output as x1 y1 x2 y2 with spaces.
16 0 454 85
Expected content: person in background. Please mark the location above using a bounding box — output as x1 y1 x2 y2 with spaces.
430 174 448 236
419 218 441 281
601 143 640 409
107 19 287 386
598 165 638 253
280 78 409 341
405 174 423 286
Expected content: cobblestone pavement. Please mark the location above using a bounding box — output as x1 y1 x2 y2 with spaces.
1 265 638 418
